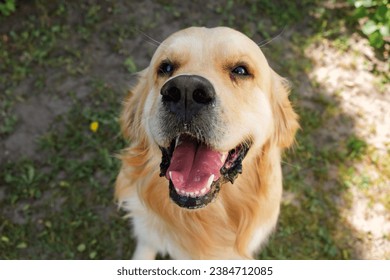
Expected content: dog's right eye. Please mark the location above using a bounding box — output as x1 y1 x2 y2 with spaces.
231 66 249 76
158 62 174 76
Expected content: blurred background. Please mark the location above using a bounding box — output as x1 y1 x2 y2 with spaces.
0 0 389 259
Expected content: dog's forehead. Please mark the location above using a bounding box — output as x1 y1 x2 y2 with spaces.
154 27 266 64
167 27 249 45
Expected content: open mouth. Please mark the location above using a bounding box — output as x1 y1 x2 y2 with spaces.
160 134 250 209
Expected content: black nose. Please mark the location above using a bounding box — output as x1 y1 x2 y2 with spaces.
160 75 216 123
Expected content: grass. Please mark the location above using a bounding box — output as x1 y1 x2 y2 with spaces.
1 80 134 259
0 0 388 259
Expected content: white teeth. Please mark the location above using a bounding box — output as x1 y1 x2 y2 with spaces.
176 175 215 197
200 175 214 195
175 136 181 148
178 191 196 197
221 153 228 163
169 171 172 180
208 174 215 185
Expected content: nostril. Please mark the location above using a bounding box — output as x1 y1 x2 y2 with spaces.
162 86 181 103
193 88 213 104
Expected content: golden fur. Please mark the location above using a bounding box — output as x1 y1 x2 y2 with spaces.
115 27 299 259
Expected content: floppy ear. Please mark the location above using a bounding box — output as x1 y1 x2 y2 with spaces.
270 70 299 148
120 69 149 140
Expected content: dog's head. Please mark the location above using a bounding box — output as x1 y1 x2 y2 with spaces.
121 27 298 209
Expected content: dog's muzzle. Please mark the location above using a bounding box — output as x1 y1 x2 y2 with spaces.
158 75 251 209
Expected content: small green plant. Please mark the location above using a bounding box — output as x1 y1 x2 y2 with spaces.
349 0 390 49
124 56 137 73
0 0 16 16
346 136 368 160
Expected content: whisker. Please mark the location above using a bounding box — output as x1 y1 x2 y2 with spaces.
257 26 287 48
135 28 163 48
280 159 299 169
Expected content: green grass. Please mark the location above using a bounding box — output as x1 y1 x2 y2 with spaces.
0 0 388 259
0 80 134 259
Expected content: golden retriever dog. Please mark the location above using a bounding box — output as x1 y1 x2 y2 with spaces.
115 27 299 259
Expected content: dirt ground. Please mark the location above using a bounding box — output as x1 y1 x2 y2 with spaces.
305 35 390 259
0 1 389 259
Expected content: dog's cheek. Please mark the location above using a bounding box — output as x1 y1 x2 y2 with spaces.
244 98 274 151
121 68 153 141
270 73 299 149
142 92 164 146
253 97 275 148
227 90 273 151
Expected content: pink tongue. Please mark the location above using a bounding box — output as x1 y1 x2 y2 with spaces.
166 136 224 193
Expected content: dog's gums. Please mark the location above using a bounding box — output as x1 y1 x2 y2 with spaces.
160 134 251 209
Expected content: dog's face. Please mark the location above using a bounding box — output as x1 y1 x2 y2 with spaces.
123 27 298 210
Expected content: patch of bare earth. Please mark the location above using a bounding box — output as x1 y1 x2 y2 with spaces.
305 34 390 259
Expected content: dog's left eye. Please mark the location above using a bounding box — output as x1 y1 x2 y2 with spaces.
231 66 249 76
158 62 174 76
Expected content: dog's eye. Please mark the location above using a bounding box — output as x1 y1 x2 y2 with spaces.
231 66 249 76
158 62 174 76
